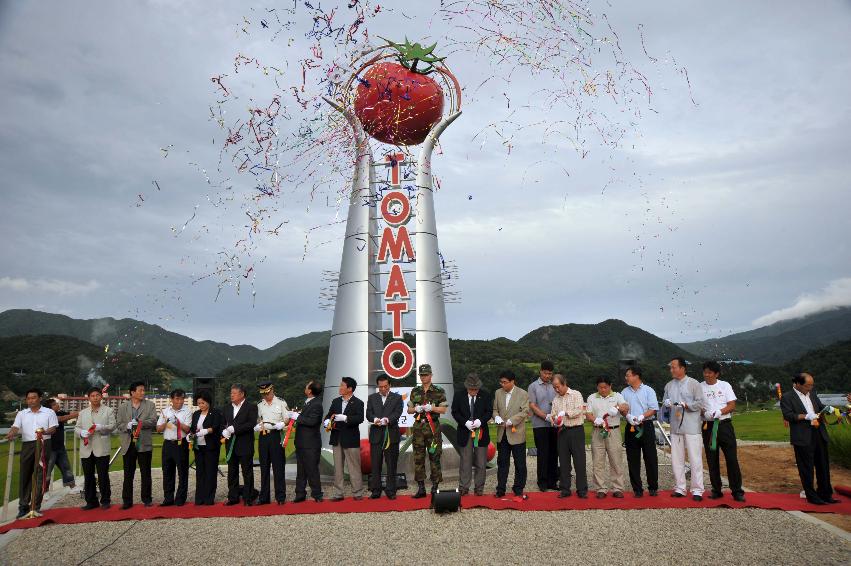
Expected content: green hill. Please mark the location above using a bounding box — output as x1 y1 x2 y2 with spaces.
782 339 851 393
679 307 851 364
0 334 192 399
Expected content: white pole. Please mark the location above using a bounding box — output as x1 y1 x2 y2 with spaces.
3 440 15 522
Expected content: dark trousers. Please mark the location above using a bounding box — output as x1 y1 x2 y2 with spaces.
47 445 75 486
227 452 254 503
194 445 220 505
258 433 286 502
19 441 51 513
295 446 322 499
702 419 743 496
793 428 833 501
122 443 153 505
496 436 527 495
557 426 587 494
161 440 189 504
533 426 559 489
82 454 110 506
624 420 659 493
369 441 399 495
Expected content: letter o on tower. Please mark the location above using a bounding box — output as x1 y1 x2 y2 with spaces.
381 341 414 379
380 191 411 227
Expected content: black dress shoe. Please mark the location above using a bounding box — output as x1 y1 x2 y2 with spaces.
671 492 685 498
370 492 381 499
313 496 323 503
330 496 344 502
243 500 254 506
538 485 549 492
708 491 723 500
175 502 185 507
292 496 306 503
224 500 240 506
693 495 703 502
353 496 364 501
459 488 469 496
160 501 174 507
100 503 112 510
558 490 572 498
649 489 658 496
277 500 286 505
596 492 607 499
807 497 827 505
495 491 506 498
143 502 153 508
824 498 840 504
613 492 624 499
256 500 270 505
634 491 644 498
547 484 560 491
577 492 588 499
386 493 396 500
81 503 99 511
121 503 133 510
733 494 746 502
474 490 484 496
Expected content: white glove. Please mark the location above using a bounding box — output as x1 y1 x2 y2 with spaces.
557 411 566 418
593 417 604 426
157 415 166 426
80 429 90 439
254 423 262 432
323 419 331 429
334 414 347 422
825 406 835 414
663 399 672 408
473 419 481 429
127 419 138 430
465 420 474 431
704 410 714 420
626 414 635 424
275 422 285 430
195 428 207 437
288 411 300 420
505 419 513 426
414 405 423 413
227 425 235 434
93 423 103 431
805 412 819 421
607 407 619 417
380 417 389 425
545 414 553 423
423 403 433 412
634 414 644 424
494 416 504 425
713 409 724 419
222 429 232 439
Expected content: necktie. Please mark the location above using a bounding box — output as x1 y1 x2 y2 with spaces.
470 396 475 417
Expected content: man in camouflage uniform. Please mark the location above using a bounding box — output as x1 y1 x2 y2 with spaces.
407 364 448 498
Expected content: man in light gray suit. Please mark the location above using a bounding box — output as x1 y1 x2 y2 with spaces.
493 370 529 498
116 381 158 509
366 375 404 500
76 387 116 510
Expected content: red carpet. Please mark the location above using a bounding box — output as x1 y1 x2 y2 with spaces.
3 490 850 534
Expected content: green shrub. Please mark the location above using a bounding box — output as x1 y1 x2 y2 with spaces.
828 424 851 469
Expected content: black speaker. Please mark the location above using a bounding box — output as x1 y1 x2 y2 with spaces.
431 489 461 513
193 377 217 407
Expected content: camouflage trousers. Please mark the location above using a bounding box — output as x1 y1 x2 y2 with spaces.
412 421 442 483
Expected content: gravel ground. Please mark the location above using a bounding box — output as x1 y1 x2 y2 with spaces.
3 447 849 565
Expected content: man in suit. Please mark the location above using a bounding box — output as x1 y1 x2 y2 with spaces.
325 376 366 501
452 373 492 496
76 387 116 510
117 381 158 509
293 380 324 502
493 370 529 498
222 383 259 506
780 372 838 505
366 374 404 499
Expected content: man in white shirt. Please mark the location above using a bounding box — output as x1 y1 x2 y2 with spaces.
156 389 192 506
585 376 629 498
7 388 58 518
255 381 289 505
700 361 745 502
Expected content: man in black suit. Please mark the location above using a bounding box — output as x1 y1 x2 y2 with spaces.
366 374 404 500
221 383 258 506
325 376 365 501
780 372 838 505
451 373 493 496
293 380 324 503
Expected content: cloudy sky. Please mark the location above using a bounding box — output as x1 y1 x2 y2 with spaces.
1 0 849 349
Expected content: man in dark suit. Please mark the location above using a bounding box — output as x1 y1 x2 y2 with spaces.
780 372 838 505
325 377 365 501
366 374 404 499
451 373 492 496
221 383 258 506
293 380 324 503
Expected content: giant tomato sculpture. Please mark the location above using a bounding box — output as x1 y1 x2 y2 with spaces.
353 39 449 146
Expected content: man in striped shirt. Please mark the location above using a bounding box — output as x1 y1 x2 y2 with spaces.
548 374 588 499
